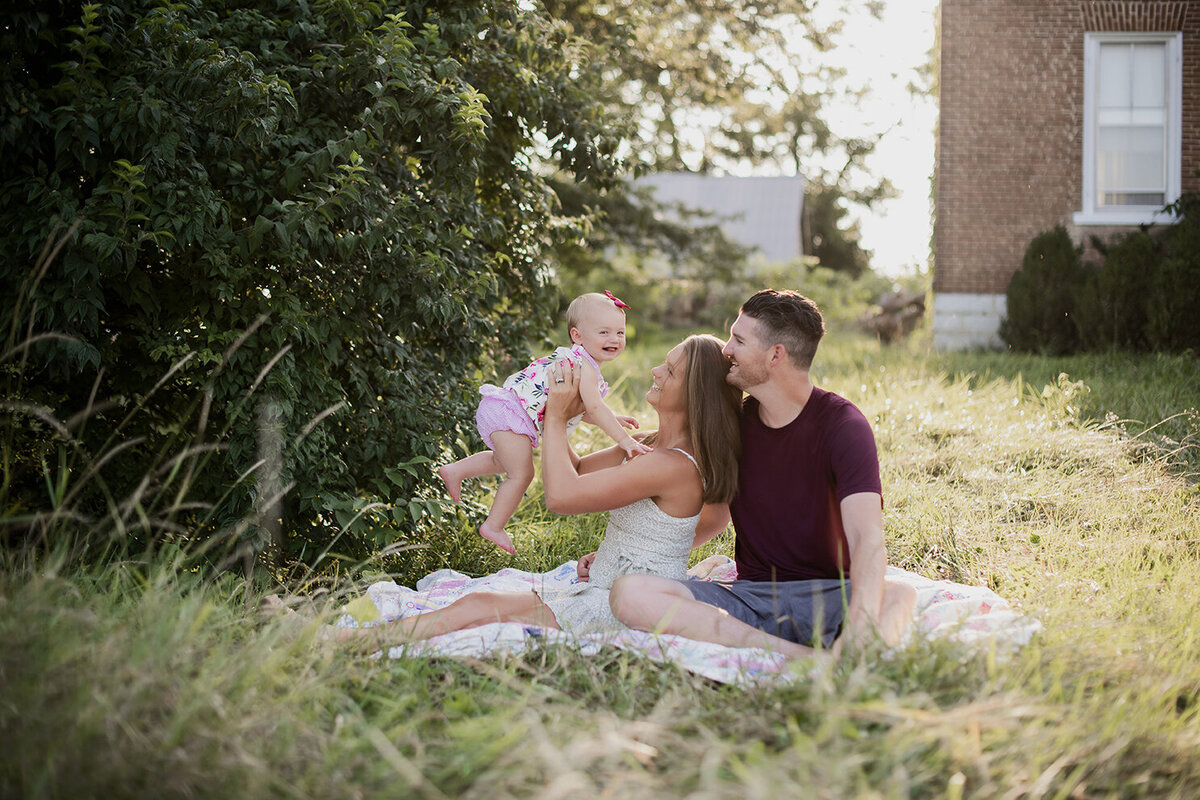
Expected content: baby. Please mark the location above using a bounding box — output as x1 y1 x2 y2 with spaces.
439 291 652 553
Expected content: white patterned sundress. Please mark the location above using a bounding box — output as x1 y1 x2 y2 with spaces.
478 344 609 438
536 448 703 636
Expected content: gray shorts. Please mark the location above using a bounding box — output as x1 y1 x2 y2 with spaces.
685 578 850 648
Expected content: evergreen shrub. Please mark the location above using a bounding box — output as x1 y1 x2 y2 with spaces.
1146 193 1200 352
1074 230 1157 351
999 226 1084 355
1005 192 1200 356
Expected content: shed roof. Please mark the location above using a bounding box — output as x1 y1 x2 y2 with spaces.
636 173 805 263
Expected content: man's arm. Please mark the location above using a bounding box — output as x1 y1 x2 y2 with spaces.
840 491 887 649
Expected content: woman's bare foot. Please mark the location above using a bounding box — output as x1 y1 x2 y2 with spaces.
257 594 299 621
479 522 516 554
439 464 463 504
317 624 359 645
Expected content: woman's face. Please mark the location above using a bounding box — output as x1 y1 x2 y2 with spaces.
646 342 688 412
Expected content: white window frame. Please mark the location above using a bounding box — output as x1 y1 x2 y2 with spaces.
1074 31 1182 226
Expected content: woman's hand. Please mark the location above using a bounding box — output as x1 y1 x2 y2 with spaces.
545 358 586 423
576 551 597 582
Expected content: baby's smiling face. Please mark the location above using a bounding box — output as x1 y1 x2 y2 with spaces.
570 303 627 364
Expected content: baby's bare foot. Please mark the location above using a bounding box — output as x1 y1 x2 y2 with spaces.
479 523 516 554
439 464 462 504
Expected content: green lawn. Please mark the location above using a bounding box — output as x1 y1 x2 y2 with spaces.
3 328 1199 798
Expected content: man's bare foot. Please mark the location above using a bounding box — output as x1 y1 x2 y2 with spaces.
877 581 918 647
439 464 462 504
480 522 516 554
687 554 731 580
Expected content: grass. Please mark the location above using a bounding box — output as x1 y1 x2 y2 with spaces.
3 326 1200 798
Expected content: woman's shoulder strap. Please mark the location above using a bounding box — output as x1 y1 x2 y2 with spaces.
667 447 703 481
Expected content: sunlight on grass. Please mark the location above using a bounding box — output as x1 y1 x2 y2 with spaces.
4 326 1200 798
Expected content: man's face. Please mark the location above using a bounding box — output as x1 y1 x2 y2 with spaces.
721 313 771 390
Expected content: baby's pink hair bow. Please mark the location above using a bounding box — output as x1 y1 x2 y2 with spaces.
605 289 631 310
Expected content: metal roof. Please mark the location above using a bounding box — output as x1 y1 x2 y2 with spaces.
636 173 805 262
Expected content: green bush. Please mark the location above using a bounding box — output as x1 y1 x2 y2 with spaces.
1074 229 1158 351
1008 193 1200 357
0 0 621 567
1146 193 1200 352
1000 226 1084 355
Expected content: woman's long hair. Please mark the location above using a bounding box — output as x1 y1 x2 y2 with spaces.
681 334 741 504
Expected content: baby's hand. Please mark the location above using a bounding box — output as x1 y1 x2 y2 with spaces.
616 415 640 430
620 436 653 459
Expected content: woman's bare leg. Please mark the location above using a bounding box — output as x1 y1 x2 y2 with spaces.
610 574 819 661
333 590 558 652
478 431 534 554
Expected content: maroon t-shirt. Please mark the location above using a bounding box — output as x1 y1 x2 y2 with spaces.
730 388 882 582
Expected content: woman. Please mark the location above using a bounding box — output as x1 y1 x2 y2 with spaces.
333 333 742 648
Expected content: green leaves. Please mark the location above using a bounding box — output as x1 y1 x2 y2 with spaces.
0 0 624 568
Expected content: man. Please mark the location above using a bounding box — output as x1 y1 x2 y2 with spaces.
608 289 914 659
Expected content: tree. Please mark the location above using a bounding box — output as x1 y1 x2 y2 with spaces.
0 0 622 566
541 0 895 285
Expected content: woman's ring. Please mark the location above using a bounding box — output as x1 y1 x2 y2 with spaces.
554 377 564 383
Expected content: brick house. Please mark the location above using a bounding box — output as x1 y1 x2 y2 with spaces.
933 0 1200 349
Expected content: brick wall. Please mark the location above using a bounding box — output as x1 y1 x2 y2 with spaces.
935 0 1199 296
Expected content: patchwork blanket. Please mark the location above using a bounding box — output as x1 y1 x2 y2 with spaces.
335 558 1040 686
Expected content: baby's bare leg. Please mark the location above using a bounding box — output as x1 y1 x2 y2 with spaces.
479 431 534 554
440 450 508 504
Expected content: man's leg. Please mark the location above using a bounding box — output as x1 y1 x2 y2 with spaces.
609 574 817 660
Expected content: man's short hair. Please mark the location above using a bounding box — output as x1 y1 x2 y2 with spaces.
741 289 825 369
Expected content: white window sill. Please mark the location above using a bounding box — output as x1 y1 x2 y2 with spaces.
1072 209 1180 227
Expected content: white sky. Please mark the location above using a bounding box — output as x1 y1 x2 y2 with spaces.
815 0 940 278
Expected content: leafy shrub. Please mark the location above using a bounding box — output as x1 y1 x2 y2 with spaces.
1009 193 1200 356
0 0 621 567
1074 229 1158 351
1000 226 1085 355
1146 193 1200 352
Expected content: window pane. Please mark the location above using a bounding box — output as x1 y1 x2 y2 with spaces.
1131 43 1166 108
1093 40 1169 208
1098 125 1165 205
1098 43 1131 108
1102 192 1165 206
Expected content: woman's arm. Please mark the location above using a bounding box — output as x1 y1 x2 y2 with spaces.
542 362 691 515
576 428 657 474
691 504 732 548
576 444 625 474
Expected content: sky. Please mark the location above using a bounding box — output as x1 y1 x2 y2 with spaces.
814 0 940 278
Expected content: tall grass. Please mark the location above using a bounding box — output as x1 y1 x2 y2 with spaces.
3 326 1200 798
